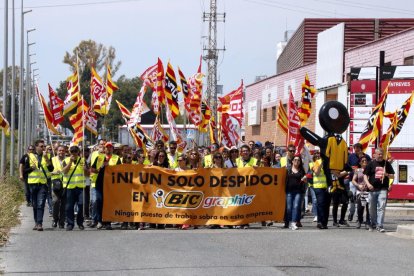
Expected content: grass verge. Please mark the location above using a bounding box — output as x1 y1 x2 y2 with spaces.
0 176 24 247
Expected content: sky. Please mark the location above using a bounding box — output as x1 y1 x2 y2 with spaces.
1 0 414 96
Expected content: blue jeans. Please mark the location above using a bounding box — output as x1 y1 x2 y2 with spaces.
286 192 303 223
306 187 317 216
369 189 388 228
347 179 357 216
66 187 84 227
92 188 103 223
29 184 48 225
314 188 330 226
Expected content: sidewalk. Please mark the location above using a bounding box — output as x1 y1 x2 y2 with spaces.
386 203 414 216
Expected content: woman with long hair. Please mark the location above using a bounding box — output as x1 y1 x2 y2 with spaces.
212 153 225 168
188 149 202 169
352 156 371 229
285 154 307 230
153 149 169 169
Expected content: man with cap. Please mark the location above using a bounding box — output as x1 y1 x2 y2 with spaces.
62 145 89 231
91 142 121 230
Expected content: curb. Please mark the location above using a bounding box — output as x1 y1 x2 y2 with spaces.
396 224 414 238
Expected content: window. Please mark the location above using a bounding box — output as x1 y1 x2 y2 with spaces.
404 56 414 65
272 106 277 121
263 108 267 122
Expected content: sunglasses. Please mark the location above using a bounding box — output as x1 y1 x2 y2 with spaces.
170 147 177 150
178 159 185 162
288 150 295 153
70 151 79 154
214 156 223 159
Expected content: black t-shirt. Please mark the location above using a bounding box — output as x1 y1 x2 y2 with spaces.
19 154 30 179
364 159 395 190
286 169 306 193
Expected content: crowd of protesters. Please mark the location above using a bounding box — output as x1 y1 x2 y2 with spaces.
19 138 394 233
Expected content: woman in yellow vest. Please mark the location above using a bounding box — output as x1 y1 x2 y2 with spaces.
312 154 329 229
62 146 89 231
25 140 54 231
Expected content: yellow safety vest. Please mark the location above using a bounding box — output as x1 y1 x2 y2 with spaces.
312 160 327 189
203 154 213 168
281 157 287 168
51 156 65 181
236 157 257 168
63 157 86 189
27 153 50 185
143 158 151 165
90 151 105 188
168 152 180 169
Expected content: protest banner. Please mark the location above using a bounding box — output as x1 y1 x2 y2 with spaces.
102 165 286 225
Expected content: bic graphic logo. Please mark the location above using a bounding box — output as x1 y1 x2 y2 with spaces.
152 189 204 209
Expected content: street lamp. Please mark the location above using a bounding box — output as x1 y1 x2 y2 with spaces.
25 37 35 147
32 71 39 140
17 5 33 158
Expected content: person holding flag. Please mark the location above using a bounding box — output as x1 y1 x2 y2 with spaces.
363 148 394 233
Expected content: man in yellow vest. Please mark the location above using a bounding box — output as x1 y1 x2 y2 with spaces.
203 143 219 168
87 143 105 228
92 142 121 230
236 145 258 168
50 145 67 229
235 145 257 229
167 141 180 169
25 140 54 231
62 146 89 231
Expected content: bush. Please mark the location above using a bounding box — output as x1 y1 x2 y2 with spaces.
0 176 24 246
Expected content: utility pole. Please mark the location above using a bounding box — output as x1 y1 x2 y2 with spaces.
1 0 9 175
10 0 16 175
18 2 32 160
202 0 225 144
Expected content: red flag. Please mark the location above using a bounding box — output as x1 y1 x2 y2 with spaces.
48 83 64 126
221 113 239 148
287 90 303 152
36 85 61 135
218 80 243 126
140 62 158 88
151 116 169 143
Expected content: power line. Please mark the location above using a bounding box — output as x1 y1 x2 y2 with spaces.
314 0 414 16
20 0 143 9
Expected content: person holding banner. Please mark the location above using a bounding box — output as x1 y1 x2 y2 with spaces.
236 145 258 168
92 142 122 230
88 143 105 228
363 148 394 233
224 147 238 168
285 154 307 230
62 146 89 231
235 145 258 229
188 149 202 169
153 150 170 169
167 141 180 169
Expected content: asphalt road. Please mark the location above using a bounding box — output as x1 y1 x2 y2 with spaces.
1 205 414 276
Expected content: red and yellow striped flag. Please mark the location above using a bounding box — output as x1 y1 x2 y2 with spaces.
359 83 389 152
94 65 119 115
36 85 61 136
277 100 288 134
164 61 180 119
0 112 10 136
199 101 212 132
63 63 81 115
298 74 316 127
69 98 88 145
380 91 414 152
